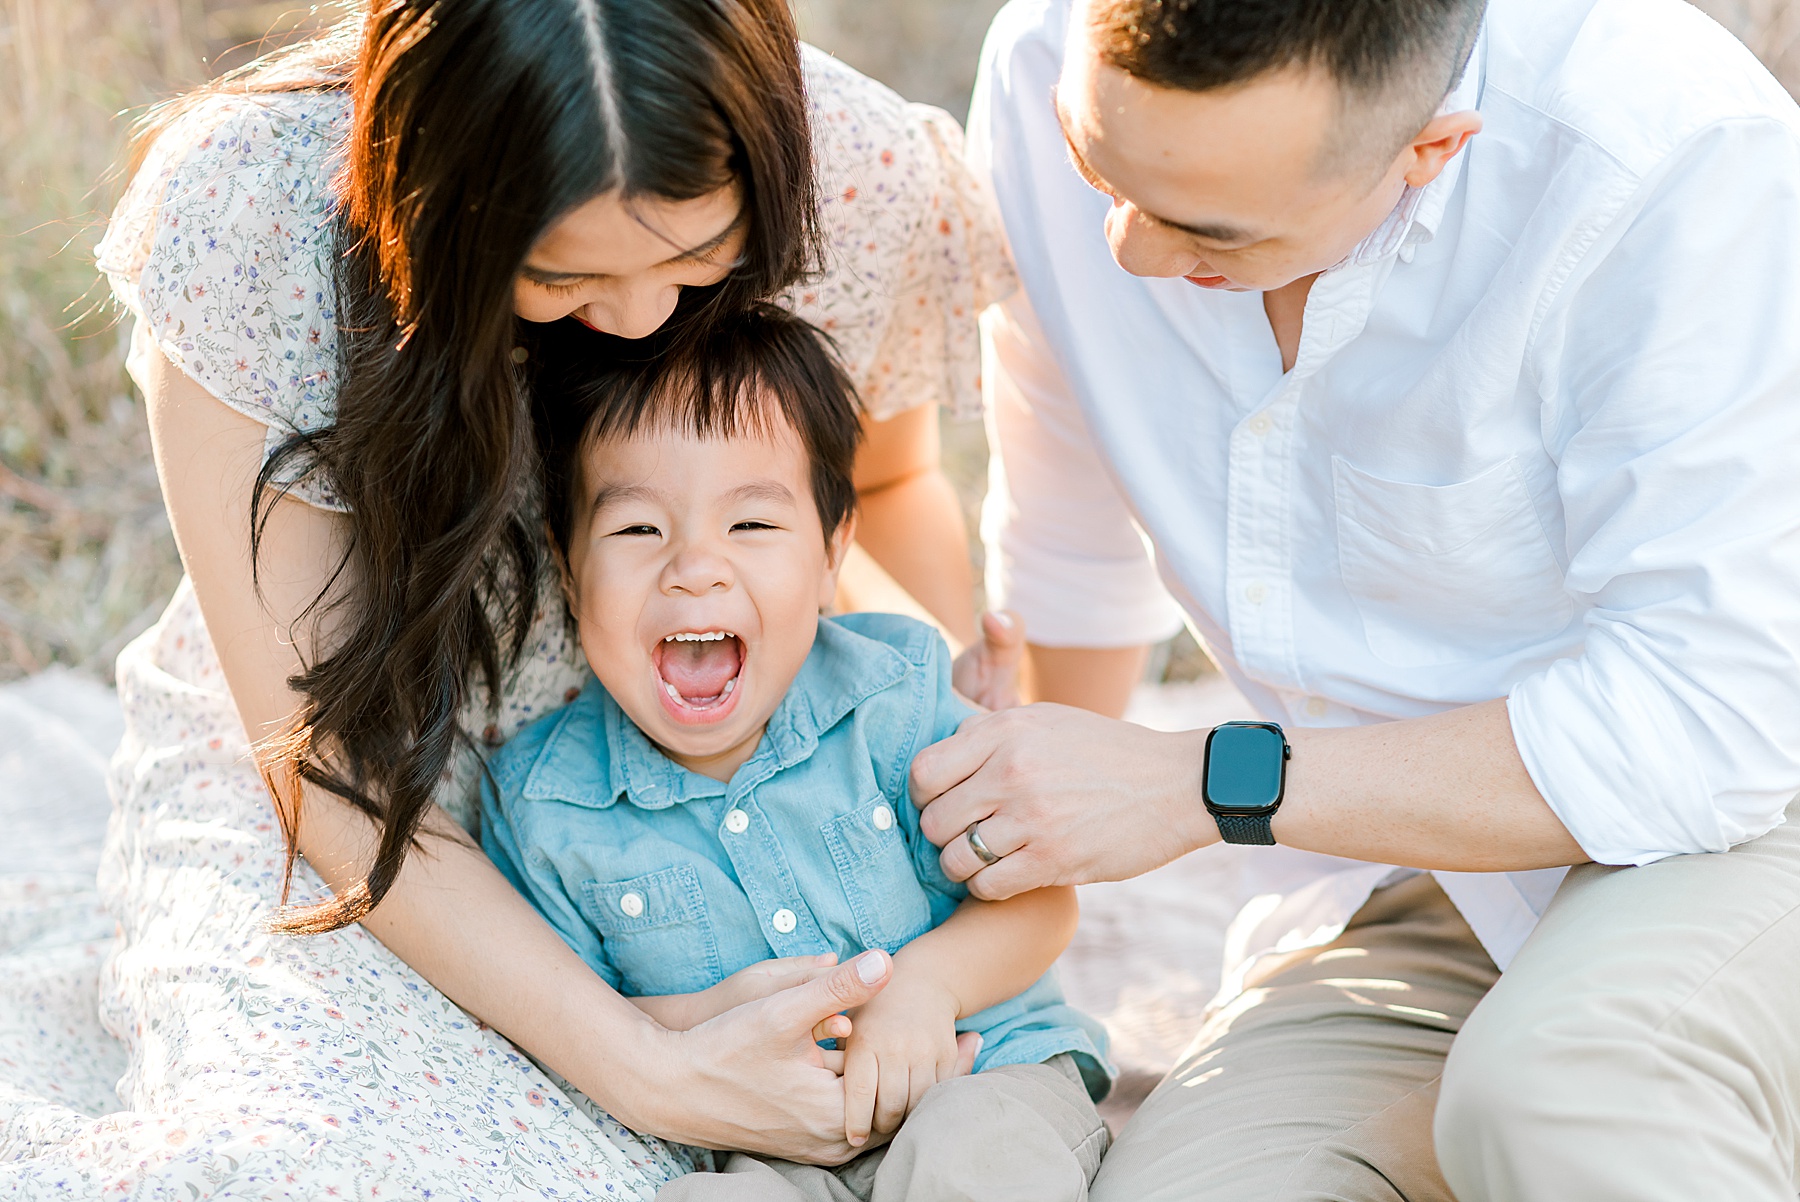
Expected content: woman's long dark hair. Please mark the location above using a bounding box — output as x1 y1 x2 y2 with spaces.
135 0 818 933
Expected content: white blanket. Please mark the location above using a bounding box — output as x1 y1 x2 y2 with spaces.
0 669 1249 1189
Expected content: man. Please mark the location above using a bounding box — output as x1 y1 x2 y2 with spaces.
912 0 1800 1197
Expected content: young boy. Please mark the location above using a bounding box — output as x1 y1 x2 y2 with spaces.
482 306 1112 1201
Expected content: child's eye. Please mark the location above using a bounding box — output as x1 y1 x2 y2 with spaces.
610 524 660 537
731 521 777 533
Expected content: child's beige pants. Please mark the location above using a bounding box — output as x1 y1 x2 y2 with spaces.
1091 794 1800 1202
656 1053 1108 1201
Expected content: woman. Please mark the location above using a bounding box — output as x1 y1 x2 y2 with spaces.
58 1 1014 1194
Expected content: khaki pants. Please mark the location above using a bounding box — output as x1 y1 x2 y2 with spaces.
1093 799 1800 1202
657 1054 1109 1202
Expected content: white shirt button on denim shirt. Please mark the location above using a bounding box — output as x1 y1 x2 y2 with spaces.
771 908 798 935
970 0 1800 982
872 804 895 831
725 808 750 834
618 892 644 918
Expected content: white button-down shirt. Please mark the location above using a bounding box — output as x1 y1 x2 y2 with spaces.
969 0 1800 975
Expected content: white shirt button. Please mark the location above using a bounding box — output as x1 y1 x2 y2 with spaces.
1245 582 1268 605
725 808 750 834
771 908 798 934
1305 697 1328 718
872 805 894 831
1248 414 1273 436
618 892 645 918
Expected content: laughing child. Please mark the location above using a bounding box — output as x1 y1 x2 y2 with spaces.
481 306 1111 1201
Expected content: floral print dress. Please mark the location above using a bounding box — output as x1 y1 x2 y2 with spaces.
0 47 1011 1200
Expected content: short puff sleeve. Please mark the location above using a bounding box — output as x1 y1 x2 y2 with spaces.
97 90 349 509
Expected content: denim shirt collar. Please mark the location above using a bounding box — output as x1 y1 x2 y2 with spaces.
518 617 915 811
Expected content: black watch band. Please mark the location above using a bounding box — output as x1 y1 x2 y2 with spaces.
1211 811 1277 846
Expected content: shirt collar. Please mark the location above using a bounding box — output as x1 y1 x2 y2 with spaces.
1341 20 1487 268
519 616 915 811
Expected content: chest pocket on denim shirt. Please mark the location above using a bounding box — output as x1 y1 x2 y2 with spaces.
822 796 933 954
1333 455 1575 668
579 863 722 997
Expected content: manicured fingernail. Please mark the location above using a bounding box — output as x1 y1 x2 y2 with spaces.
991 611 1014 629
974 1034 984 1053
849 1135 866 1148
855 951 888 984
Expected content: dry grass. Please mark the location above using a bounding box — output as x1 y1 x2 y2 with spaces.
0 0 1793 682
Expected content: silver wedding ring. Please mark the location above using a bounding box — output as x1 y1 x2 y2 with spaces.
965 821 1002 866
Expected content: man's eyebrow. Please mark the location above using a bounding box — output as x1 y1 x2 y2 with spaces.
523 214 746 283
1052 94 1258 246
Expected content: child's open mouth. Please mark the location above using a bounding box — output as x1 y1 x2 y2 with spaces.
652 630 745 725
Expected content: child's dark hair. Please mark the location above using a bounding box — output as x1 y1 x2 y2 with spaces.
531 303 864 559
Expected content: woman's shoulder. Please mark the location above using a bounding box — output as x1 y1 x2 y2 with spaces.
793 47 1016 422
99 88 350 452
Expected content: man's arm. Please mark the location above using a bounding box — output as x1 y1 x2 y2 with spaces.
912 698 1585 899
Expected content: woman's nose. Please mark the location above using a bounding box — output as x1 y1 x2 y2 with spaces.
1104 201 1198 280
577 282 683 341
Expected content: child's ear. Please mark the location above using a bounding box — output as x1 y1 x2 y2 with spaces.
818 511 859 609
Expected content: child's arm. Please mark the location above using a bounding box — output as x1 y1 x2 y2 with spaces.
839 885 1079 1146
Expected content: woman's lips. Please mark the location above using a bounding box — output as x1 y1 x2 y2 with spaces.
1185 273 1231 289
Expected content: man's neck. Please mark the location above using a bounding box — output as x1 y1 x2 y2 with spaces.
1263 273 1320 374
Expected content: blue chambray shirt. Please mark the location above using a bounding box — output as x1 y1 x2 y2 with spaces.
482 612 1111 1098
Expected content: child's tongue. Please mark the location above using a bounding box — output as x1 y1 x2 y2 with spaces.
658 637 743 703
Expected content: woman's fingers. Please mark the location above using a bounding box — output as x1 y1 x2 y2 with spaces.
763 950 890 1040
811 1013 852 1044
819 1049 845 1075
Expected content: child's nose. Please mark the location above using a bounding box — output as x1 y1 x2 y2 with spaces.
661 544 734 596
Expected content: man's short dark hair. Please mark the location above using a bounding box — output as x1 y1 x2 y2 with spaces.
1091 0 1485 173
530 303 864 560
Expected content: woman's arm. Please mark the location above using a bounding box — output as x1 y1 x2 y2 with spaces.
849 404 976 649
142 345 898 1163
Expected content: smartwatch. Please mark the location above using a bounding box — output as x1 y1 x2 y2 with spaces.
1202 721 1291 846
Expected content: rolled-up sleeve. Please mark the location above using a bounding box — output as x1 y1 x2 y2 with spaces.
979 295 1186 647
1510 118 1800 864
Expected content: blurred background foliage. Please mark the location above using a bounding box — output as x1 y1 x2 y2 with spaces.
0 0 1793 681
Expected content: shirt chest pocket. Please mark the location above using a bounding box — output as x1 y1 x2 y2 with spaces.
821 798 934 954
579 864 724 997
1333 455 1576 668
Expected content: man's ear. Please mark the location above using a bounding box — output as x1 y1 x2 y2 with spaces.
819 511 859 610
1402 109 1483 189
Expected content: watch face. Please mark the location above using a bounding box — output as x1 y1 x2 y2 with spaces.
1205 723 1287 812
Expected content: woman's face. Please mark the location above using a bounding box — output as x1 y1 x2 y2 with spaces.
514 186 746 340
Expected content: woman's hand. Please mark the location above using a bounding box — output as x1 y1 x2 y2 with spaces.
641 949 976 1165
630 953 845 1031
909 703 1216 899
952 610 1027 711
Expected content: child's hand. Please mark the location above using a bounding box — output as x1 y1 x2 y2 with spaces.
840 975 967 1148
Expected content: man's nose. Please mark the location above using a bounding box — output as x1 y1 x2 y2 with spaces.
1104 201 1197 280
661 542 734 596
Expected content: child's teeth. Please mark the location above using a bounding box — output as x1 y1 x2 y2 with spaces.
664 681 682 702
722 678 735 696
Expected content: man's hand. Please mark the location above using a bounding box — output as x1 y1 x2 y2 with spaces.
910 703 1217 899
840 975 968 1147
952 610 1027 711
